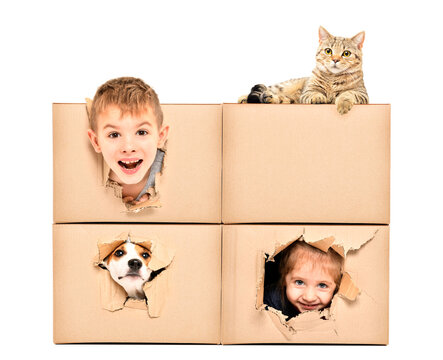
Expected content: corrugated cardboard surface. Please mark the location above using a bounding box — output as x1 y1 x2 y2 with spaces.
222 104 390 224
221 225 389 344
53 224 221 344
53 104 222 223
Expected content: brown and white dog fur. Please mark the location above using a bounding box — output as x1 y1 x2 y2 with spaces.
101 240 153 300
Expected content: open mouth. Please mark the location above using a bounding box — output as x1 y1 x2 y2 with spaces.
118 159 143 174
118 159 143 169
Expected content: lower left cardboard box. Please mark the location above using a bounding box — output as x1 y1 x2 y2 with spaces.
53 224 221 344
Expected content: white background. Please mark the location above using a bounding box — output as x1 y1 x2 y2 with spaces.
1 0 442 359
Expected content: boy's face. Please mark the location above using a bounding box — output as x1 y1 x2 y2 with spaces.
285 261 336 313
87 105 169 185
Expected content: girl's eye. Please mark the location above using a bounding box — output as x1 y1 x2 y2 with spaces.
142 252 150 259
137 130 149 136
295 280 304 286
342 50 351 57
115 250 124 257
324 48 332 55
318 283 328 289
108 132 120 138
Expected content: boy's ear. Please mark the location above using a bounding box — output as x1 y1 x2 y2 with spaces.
157 125 169 148
87 129 102 153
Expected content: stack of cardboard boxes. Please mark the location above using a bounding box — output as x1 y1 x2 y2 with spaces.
53 103 390 344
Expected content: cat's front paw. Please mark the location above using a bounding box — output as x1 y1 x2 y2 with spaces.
336 97 354 115
238 95 248 103
304 92 327 104
262 92 275 103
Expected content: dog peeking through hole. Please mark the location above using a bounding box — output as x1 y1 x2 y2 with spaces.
98 235 165 300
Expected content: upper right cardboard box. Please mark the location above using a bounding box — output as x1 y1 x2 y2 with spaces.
222 104 390 224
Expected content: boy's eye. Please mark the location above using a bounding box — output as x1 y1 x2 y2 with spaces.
108 132 120 138
318 283 328 289
137 130 149 136
114 250 124 257
295 280 304 286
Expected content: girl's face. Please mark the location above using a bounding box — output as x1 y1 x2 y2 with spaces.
285 261 336 313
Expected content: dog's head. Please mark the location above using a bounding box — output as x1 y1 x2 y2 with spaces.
101 241 153 300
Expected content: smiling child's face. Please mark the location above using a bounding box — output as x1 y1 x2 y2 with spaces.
87 105 168 186
285 261 336 313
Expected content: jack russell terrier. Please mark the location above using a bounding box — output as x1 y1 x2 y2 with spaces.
100 239 153 300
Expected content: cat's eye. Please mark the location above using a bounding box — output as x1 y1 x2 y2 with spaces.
342 50 351 57
324 48 332 55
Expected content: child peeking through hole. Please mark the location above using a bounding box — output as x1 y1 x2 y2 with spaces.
87 77 169 206
264 240 344 319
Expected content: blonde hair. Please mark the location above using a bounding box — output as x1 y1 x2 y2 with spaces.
279 240 344 290
89 77 163 130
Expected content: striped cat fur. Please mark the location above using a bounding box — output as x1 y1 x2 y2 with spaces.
238 27 369 115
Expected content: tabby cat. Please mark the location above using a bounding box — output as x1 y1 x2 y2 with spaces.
238 27 369 114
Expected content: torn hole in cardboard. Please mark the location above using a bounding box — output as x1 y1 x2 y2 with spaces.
85 99 167 213
93 232 174 317
256 228 378 338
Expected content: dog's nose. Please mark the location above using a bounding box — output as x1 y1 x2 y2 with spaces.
128 259 142 270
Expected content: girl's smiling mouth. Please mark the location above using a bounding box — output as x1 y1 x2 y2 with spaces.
118 159 143 174
298 302 321 311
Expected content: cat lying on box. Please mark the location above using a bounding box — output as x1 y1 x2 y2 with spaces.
238 27 369 115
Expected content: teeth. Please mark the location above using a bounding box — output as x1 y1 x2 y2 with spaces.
121 160 140 164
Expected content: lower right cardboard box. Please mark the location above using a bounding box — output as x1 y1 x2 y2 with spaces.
221 225 389 344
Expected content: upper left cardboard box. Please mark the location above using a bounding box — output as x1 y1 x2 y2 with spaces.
53 104 222 223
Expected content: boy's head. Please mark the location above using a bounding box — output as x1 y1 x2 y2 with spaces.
279 241 343 313
87 77 169 186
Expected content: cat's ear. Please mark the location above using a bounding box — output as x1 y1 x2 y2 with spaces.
319 26 332 43
352 31 365 49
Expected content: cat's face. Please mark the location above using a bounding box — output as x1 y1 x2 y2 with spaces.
315 27 365 75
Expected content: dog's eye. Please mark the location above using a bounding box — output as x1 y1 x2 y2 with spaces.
142 252 150 259
115 250 124 257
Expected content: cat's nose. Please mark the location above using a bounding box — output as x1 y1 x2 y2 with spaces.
332 58 340 63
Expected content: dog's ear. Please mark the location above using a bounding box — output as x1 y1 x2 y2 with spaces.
147 268 165 282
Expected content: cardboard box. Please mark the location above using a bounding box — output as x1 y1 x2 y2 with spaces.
222 224 389 344
53 104 222 223
222 104 390 224
53 224 221 343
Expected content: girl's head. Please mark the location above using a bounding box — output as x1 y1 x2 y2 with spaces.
279 240 344 313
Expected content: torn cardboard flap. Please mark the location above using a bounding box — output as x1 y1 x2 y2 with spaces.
337 272 360 301
257 227 379 336
94 232 175 317
143 269 170 317
303 227 378 256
